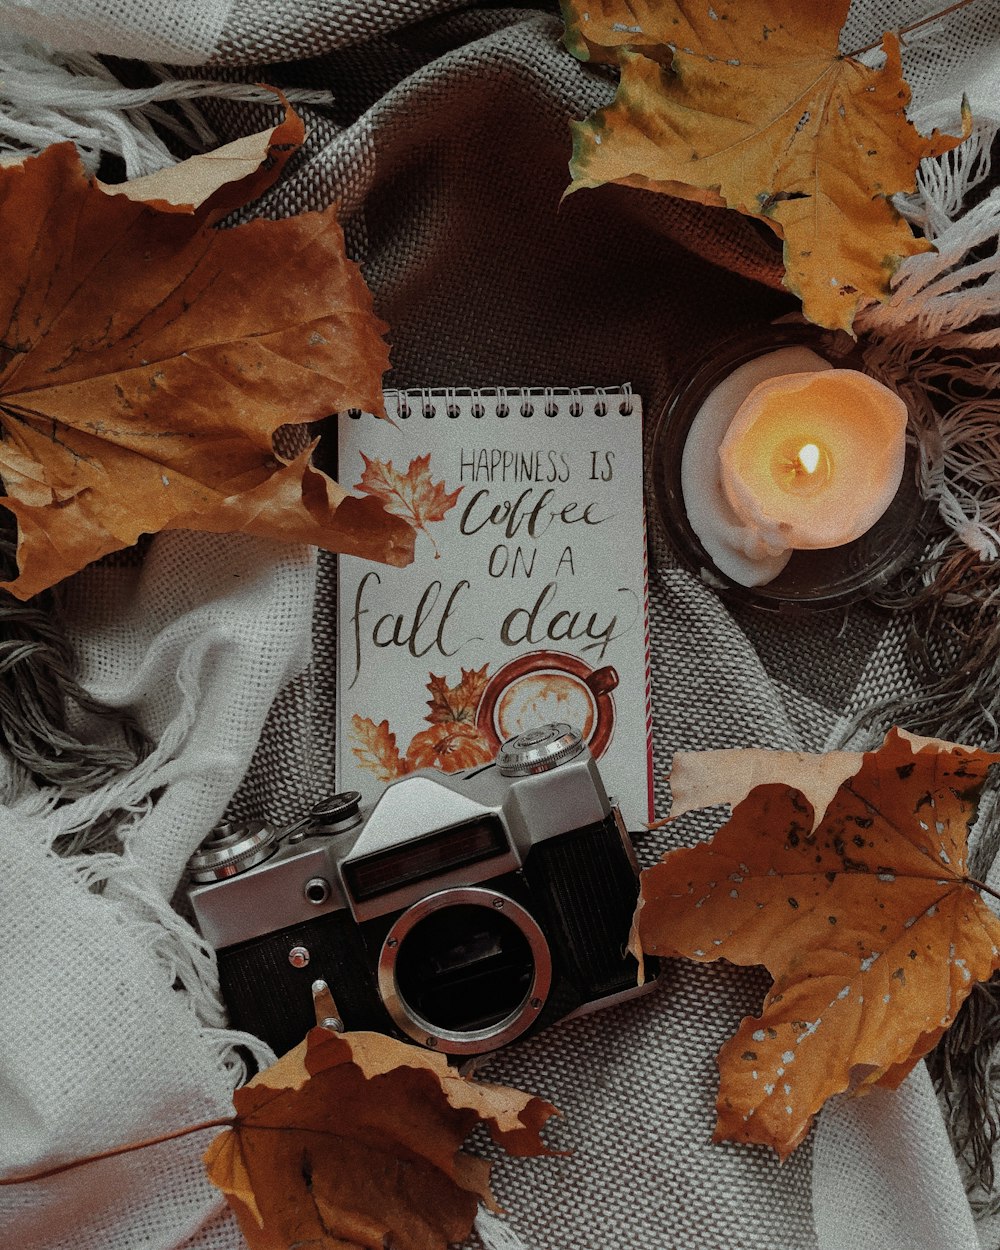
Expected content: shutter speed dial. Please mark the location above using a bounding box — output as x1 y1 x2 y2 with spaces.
495 722 586 777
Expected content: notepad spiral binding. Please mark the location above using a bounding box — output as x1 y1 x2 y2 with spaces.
345 384 634 421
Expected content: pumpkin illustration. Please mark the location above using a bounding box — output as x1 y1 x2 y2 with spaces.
405 722 494 772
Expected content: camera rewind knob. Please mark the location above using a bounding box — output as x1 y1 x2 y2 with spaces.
496 722 586 777
187 819 280 882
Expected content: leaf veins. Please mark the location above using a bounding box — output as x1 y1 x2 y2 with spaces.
0 117 414 599
635 728 1000 1158
562 0 970 332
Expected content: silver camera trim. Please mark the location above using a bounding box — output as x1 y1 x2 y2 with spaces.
188 821 279 882
376 886 552 1054
496 723 585 776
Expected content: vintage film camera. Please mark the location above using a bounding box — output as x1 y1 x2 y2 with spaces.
188 723 656 1057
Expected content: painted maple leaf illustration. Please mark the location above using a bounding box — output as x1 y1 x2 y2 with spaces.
355 453 462 556
425 665 490 725
349 715 408 782
350 666 493 781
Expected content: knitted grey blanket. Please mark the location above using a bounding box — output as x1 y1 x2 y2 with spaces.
2 3 998 1250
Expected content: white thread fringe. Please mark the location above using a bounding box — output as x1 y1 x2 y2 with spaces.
0 34 333 177
72 847 276 1081
4 627 279 1084
10 630 213 843
475 1206 531 1250
857 121 1000 563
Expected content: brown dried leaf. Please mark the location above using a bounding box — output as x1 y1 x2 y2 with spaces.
0 114 414 600
563 0 971 332
204 1027 558 1250
668 746 864 831
636 728 1000 1159
96 90 303 218
667 730 969 831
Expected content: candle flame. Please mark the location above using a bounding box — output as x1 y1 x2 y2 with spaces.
797 443 821 475
768 436 832 497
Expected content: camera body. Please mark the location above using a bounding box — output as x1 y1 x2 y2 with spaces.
188 723 655 1057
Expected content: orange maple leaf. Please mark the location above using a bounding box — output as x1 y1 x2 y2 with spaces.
97 92 306 217
425 664 490 725
634 728 1000 1159
355 453 462 557
204 1027 558 1250
562 0 971 333
0 111 414 600
349 715 409 782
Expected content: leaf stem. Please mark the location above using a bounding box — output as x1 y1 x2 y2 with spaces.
843 0 981 59
966 875 1000 906
0 1117 235 1185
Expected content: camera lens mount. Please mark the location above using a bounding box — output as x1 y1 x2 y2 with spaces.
377 887 552 1054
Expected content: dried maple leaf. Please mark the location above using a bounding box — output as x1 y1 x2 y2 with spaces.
355 453 462 557
425 664 490 725
349 715 409 782
98 93 305 218
665 729 965 831
0 117 414 600
666 744 865 831
562 0 971 332
635 728 1000 1159
204 1026 558 1250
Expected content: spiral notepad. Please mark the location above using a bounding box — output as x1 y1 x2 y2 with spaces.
336 386 653 829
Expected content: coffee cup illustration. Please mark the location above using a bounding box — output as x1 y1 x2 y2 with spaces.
476 651 619 759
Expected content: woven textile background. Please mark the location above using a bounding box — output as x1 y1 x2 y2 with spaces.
0 3 995 1249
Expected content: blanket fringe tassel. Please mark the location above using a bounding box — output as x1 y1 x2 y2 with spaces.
852 120 1000 1205
851 122 1000 745
0 32 333 178
0 519 147 806
850 139 1000 1192
927 971 1000 1212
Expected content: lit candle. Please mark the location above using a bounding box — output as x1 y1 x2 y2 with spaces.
681 348 908 587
